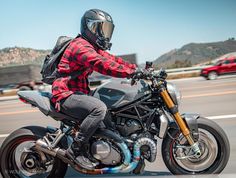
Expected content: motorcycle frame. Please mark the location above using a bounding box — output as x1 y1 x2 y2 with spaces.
109 87 200 141
39 77 201 159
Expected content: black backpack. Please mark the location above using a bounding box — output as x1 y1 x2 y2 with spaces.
40 36 75 84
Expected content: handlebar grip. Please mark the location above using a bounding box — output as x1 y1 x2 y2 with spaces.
131 79 136 86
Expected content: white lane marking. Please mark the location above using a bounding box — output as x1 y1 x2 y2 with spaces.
206 114 236 120
0 114 235 139
0 134 9 138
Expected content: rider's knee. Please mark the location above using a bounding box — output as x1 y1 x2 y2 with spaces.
94 103 107 120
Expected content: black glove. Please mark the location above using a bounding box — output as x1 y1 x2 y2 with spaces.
131 68 144 80
130 68 143 86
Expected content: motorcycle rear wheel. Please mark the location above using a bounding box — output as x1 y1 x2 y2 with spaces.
0 126 68 178
162 117 230 174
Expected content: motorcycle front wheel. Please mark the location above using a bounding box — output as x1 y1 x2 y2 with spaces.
162 117 230 174
0 126 68 178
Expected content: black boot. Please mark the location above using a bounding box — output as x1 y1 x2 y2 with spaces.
66 133 96 170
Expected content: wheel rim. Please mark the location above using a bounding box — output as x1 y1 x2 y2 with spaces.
172 129 218 172
7 137 54 177
208 72 217 80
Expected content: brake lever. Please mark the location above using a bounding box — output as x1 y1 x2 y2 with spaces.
158 68 168 79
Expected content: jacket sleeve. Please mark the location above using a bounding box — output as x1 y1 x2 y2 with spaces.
98 49 137 69
78 46 136 78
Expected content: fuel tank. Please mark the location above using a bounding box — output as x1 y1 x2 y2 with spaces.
92 79 150 109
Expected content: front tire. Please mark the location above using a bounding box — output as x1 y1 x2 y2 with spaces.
162 117 230 174
207 71 218 80
0 126 68 178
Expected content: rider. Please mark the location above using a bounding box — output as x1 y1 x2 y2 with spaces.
51 9 139 169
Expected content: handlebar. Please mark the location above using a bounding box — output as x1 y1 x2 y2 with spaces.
131 68 167 86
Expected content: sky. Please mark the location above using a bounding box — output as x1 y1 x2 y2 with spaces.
0 0 236 64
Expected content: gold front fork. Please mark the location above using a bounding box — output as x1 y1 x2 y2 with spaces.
160 88 195 145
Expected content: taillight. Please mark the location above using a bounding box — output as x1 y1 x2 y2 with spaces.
19 97 29 104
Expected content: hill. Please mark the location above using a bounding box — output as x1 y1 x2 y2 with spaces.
0 47 137 67
1 38 236 68
153 38 236 69
0 47 50 67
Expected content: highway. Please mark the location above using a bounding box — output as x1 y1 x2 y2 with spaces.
0 75 236 178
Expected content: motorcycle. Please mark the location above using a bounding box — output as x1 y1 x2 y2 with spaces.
0 62 230 177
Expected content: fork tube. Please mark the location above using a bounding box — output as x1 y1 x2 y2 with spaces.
159 88 195 145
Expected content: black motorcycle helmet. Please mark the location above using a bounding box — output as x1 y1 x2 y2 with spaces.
80 9 115 50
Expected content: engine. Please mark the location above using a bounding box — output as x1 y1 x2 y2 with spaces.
91 140 121 166
115 118 142 137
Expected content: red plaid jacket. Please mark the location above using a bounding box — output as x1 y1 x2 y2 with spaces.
51 37 136 105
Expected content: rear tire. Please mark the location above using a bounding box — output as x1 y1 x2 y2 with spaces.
0 126 68 178
162 117 230 174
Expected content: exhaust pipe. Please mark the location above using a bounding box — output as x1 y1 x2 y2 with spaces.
35 139 66 158
121 137 157 173
35 138 156 175
73 138 157 174
35 139 57 157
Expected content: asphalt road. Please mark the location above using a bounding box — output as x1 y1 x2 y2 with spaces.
0 75 236 178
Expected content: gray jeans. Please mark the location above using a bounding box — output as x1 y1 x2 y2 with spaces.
60 93 107 142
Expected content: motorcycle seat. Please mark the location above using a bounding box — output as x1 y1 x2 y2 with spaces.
17 90 79 123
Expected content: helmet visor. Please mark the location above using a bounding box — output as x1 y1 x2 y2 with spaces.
87 20 114 41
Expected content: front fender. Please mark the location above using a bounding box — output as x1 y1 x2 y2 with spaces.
169 113 200 141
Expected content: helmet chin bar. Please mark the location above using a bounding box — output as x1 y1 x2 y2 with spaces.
96 37 112 50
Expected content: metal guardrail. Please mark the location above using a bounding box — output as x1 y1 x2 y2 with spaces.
0 65 212 99
164 65 211 74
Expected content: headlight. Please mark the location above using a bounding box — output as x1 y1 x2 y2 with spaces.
167 83 182 105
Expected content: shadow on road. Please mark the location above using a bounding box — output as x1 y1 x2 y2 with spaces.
65 167 171 177
64 167 223 178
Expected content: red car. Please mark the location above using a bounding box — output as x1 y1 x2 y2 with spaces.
200 57 236 80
